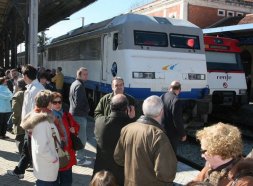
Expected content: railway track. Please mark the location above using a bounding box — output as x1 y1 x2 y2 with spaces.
209 106 253 141
177 140 204 171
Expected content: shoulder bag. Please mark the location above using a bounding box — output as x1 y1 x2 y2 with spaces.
65 113 84 151
51 127 70 168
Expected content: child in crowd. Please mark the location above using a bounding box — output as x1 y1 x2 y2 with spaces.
90 170 118 186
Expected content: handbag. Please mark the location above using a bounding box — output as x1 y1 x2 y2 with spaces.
70 133 84 151
66 113 84 151
51 127 70 168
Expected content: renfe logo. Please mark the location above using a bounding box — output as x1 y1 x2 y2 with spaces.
217 74 232 81
223 82 228 88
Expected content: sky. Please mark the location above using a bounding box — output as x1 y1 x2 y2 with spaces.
46 0 152 39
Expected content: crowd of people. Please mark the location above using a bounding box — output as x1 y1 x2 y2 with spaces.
0 64 252 186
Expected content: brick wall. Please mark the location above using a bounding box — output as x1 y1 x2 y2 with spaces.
148 10 165 17
165 4 181 18
188 4 223 28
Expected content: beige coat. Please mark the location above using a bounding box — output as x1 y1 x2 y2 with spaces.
114 116 177 186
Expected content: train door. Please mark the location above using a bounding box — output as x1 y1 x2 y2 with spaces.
102 34 109 81
102 32 119 82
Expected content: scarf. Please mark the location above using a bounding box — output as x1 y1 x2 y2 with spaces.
204 158 240 185
52 109 68 145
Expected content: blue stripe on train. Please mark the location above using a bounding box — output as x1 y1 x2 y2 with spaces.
64 77 208 100
125 87 209 100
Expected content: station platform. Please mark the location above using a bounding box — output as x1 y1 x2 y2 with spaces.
0 118 199 186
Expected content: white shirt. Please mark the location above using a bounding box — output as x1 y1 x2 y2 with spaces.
21 79 45 119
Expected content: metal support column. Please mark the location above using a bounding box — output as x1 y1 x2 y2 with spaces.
25 0 29 65
0 42 4 67
28 0 38 67
11 11 17 68
4 33 10 68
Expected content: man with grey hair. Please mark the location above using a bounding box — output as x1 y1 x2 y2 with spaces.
161 80 187 153
69 67 91 165
114 95 177 186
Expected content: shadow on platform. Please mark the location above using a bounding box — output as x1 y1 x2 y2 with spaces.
0 173 35 186
0 149 19 162
73 172 92 185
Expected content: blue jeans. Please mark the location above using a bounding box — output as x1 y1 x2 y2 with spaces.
36 180 58 186
57 168 72 186
73 116 87 161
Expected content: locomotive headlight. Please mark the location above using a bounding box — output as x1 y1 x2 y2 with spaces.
239 89 247 95
132 72 155 79
187 73 206 80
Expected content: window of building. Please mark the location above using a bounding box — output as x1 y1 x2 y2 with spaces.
227 11 235 17
236 12 244 16
218 9 225 16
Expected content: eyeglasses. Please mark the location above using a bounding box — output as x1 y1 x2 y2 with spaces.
52 101 62 105
200 149 207 154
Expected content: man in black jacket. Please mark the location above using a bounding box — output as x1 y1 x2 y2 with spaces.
161 81 187 153
93 94 135 186
69 67 91 165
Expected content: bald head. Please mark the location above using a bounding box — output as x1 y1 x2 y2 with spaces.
110 94 129 112
169 81 181 95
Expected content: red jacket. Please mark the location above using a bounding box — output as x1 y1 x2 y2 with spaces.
55 112 80 171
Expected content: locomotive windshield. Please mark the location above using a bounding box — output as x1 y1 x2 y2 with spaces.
170 34 200 49
206 51 243 71
134 30 168 47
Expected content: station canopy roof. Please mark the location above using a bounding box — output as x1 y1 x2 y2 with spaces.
203 14 253 45
203 14 253 37
0 0 96 43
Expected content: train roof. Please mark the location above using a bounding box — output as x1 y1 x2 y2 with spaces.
51 13 199 44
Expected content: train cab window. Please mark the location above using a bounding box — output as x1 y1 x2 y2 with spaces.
206 51 243 71
113 33 118 50
134 30 168 47
170 34 200 49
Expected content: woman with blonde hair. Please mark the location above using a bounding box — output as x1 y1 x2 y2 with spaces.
194 122 253 186
90 170 118 186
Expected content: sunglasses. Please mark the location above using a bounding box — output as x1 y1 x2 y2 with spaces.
52 101 62 105
200 149 207 154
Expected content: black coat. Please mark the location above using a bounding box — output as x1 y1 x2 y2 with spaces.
69 79 90 117
161 91 186 152
93 111 133 186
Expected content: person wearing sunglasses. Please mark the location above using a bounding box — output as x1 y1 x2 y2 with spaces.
51 92 80 186
194 122 253 186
